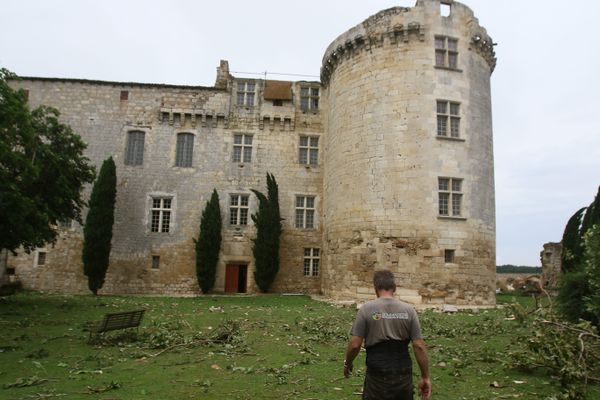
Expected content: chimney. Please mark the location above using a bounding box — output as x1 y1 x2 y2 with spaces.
215 60 230 89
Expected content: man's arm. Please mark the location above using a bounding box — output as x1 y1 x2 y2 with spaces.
412 339 431 399
343 335 363 378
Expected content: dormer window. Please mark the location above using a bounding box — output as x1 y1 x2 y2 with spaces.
300 87 319 112
237 82 255 107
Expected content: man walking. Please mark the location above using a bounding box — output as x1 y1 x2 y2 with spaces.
344 270 431 399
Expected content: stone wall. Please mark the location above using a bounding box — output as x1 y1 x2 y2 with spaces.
541 242 562 289
8 74 323 295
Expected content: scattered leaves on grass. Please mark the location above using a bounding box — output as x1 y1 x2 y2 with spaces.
86 380 120 394
3 376 48 389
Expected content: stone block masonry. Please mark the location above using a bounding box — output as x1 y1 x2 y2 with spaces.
7 0 496 305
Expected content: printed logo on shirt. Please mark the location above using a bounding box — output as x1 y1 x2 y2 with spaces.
372 311 409 320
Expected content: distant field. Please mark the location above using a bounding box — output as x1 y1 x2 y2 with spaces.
0 292 596 399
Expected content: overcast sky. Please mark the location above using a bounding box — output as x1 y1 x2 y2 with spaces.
1 0 599 266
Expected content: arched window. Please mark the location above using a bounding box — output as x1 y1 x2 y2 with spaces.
175 133 194 167
125 130 145 165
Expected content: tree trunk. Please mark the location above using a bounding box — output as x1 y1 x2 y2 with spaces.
0 249 8 286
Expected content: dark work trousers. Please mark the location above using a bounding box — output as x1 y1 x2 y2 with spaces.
362 367 413 400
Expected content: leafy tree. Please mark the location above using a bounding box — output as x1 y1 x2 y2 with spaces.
195 189 222 293
582 225 600 326
0 69 95 257
560 207 585 273
251 173 282 292
82 157 117 295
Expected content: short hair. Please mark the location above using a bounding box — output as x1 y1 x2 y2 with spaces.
373 270 396 291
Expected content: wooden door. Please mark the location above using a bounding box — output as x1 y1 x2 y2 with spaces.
225 264 239 293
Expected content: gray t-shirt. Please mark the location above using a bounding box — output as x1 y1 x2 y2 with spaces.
351 297 422 348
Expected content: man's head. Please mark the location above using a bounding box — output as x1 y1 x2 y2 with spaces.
373 270 396 296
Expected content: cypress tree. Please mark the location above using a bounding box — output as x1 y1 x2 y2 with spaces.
581 186 600 235
195 189 222 293
251 173 282 292
82 157 117 295
560 207 585 273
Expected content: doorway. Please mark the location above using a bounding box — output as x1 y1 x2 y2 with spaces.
225 264 248 293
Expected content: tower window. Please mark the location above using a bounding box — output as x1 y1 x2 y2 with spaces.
435 36 458 69
438 178 463 217
436 101 460 138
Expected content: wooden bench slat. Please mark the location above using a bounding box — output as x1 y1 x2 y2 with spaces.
91 310 145 336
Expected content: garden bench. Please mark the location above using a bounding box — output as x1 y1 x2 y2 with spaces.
89 309 145 340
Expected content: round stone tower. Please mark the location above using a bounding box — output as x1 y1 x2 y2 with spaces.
320 0 496 305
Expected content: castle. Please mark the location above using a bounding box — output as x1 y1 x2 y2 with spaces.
6 0 497 305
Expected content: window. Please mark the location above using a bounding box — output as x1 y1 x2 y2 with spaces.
175 133 194 167
436 101 460 138
36 251 46 266
233 134 253 163
303 248 320 277
151 198 172 233
152 255 160 269
300 87 319 111
299 136 319 165
435 36 458 69
125 130 145 165
230 195 249 225
438 178 463 217
444 249 455 263
295 196 315 229
120 90 129 101
237 82 256 106
440 2 451 17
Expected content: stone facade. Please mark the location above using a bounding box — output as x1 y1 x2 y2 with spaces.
6 0 496 305
541 242 562 289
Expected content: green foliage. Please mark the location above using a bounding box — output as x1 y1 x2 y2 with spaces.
561 207 586 273
195 190 222 293
557 187 600 327
496 265 542 274
82 157 117 295
0 69 95 253
583 225 600 325
556 271 593 324
507 300 600 400
251 173 282 292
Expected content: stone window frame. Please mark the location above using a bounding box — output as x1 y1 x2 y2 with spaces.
236 81 256 107
229 194 250 226
438 177 464 218
295 195 316 229
444 249 455 264
175 132 195 168
151 255 160 270
233 133 253 163
436 100 463 140
35 249 47 267
125 130 145 166
303 248 320 277
299 85 320 112
299 135 319 166
149 195 174 233
434 35 460 71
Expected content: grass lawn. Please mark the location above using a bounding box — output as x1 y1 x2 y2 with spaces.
0 292 597 399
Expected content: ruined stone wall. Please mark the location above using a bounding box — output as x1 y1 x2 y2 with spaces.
321 0 496 305
8 76 323 295
541 242 562 289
